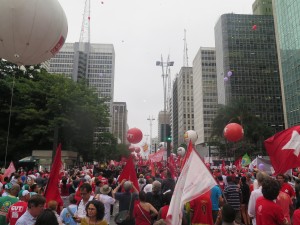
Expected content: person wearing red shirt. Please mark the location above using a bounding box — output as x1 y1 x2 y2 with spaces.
190 190 214 225
277 174 295 199
157 191 172 220
255 178 289 225
6 190 30 225
276 191 293 224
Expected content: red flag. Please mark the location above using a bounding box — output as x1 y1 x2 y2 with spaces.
221 160 226 174
166 144 217 225
149 161 155 177
118 156 139 191
44 144 63 207
264 125 300 175
3 161 16 179
168 155 176 179
75 180 84 203
181 141 193 170
234 156 242 170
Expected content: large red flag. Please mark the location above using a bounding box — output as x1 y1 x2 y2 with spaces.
265 125 300 175
3 161 16 179
118 156 139 191
166 144 217 225
44 144 63 208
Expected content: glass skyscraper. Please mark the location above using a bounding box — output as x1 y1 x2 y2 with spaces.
215 14 284 131
273 0 300 127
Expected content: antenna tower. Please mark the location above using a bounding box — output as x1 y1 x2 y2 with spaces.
79 0 91 46
79 0 91 79
183 29 189 67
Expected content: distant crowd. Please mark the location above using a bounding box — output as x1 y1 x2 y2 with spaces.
1 164 300 225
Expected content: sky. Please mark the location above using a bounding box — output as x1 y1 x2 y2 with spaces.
57 0 254 145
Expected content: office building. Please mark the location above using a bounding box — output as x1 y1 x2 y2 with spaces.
193 47 218 145
177 67 194 145
215 14 284 131
273 0 300 127
253 0 273 15
112 102 128 144
48 42 115 132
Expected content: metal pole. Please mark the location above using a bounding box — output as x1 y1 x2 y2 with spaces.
147 116 155 153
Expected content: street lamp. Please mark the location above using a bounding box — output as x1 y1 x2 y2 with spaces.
147 116 155 154
156 55 174 157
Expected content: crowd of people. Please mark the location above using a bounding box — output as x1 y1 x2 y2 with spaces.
0 164 300 225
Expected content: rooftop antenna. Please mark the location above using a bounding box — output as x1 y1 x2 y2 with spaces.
183 29 189 67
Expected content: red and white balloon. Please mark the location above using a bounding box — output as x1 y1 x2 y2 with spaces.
134 147 141 154
127 128 143 144
223 123 244 142
0 0 68 65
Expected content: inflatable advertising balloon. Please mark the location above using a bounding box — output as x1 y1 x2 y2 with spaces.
127 128 143 144
0 0 68 65
184 130 198 144
223 123 244 142
177 147 186 156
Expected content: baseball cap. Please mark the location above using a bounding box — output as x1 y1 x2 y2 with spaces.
18 190 30 198
4 183 12 190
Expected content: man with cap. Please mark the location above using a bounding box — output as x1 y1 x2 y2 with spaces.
6 190 30 225
0 184 20 225
95 184 115 224
2 183 13 197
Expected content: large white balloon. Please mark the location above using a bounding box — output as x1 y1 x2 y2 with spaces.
0 0 68 65
184 130 198 144
177 147 186 156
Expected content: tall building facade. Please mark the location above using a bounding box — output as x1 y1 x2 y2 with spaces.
253 0 273 15
193 47 218 145
273 0 300 127
177 67 194 145
112 102 128 144
171 76 179 149
215 14 284 131
48 42 115 132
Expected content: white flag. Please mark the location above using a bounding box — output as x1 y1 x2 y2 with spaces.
166 149 217 225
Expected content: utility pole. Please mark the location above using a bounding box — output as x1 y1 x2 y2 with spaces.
147 116 155 154
156 55 174 149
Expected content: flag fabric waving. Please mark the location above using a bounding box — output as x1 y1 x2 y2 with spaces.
118 155 139 191
242 153 251 166
166 143 217 225
3 161 16 179
44 144 63 207
264 125 300 175
180 140 193 170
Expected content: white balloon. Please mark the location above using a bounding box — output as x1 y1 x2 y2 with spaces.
184 130 198 144
0 0 68 65
177 147 186 156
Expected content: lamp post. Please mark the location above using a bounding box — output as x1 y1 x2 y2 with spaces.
156 55 174 158
147 116 155 154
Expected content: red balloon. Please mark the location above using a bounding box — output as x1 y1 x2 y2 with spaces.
128 146 135 152
127 128 143 144
252 25 257 31
134 147 141 153
223 123 244 142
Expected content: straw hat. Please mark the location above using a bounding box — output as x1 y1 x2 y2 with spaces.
100 185 112 195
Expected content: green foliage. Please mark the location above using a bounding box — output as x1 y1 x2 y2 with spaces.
211 99 273 158
0 60 111 161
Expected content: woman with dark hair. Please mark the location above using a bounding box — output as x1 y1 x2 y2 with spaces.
240 176 250 225
80 200 107 225
35 209 59 225
133 191 158 225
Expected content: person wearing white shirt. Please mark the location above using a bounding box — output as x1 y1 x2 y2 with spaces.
248 172 269 225
95 185 115 224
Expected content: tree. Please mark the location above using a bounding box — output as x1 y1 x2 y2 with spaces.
211 99 273 158
0 61 110 161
